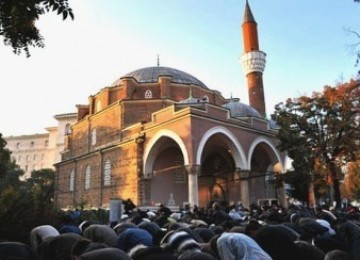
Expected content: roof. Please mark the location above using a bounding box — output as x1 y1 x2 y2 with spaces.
112 66 208 89
223 98 261 118
243 0 257 24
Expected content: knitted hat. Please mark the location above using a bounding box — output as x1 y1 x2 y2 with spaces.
30 225 60 250
36 233 82 260
0 242 36 260
79 248 130 260
138 221 162 237
161 230 201 256
83 224 118 247
113 223 137 235
130 245 177 260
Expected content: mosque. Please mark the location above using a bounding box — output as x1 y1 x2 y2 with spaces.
55 1 287 210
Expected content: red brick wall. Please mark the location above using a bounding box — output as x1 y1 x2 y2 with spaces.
89 105 121 150
71 120 89 158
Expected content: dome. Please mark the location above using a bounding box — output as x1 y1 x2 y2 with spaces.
223 98 261 118
269 119 280 129
112 66 208 89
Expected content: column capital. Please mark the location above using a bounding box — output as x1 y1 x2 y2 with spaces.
184 164 201 175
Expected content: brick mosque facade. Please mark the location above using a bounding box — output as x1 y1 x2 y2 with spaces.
55 1 287 210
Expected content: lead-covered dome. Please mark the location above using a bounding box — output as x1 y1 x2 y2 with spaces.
112 66 208 89
223 98 261 118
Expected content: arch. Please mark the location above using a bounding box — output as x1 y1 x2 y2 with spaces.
196 126 247 169
143 129 189 175
247 136 283 172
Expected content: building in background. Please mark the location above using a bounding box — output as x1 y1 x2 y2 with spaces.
5 113 77 179
55 1 287 210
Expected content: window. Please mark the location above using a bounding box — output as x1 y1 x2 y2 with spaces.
25 165 28 171
85 165 91 190
96 100 102 112
91 129 97 146
104 159 111 186
70 170 75 191
65 123 71 135
16 142 20 149
145 89 153 99
45 140 49 147
33 154 36 161
30 141 34 148
202 95 209 102
26 155 30 161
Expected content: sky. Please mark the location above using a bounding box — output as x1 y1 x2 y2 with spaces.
0 0 359 137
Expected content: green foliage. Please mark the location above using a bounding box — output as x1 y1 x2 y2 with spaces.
0 0 74 57
0 133 11 178
283 171 311 202
271 80 360 206
0 134 61 243
26 168 55 208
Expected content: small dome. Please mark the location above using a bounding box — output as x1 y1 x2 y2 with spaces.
269 119 280 129
178 97 201 104
223 98 261 118
112 66 208 89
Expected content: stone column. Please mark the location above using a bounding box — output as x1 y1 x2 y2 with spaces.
185 165 201 207
239 170 250 209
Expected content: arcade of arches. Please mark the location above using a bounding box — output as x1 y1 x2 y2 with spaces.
144 131 285 209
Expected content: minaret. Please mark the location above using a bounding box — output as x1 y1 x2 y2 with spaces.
240 0 266 117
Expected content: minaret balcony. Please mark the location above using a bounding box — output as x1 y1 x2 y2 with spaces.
240 50 266 75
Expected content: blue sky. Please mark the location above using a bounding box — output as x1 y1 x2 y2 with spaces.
0 0 359 136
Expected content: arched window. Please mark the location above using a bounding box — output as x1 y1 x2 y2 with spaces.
44 140 49 147
202 95 209 102
30 141 34 148
65 123 71 135
16 142 20 149
104 159 111 186
91 129 97 146
96 100 102 112
85 165 91 190
145 89 153 99
69 169 75 191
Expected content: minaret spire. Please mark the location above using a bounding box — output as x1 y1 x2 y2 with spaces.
240 0 267 117
243 0 256 24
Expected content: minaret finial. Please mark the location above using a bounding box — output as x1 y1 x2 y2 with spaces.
243 0 256 24
157 55 160 67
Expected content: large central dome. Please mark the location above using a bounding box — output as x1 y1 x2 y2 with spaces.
112 66 208 89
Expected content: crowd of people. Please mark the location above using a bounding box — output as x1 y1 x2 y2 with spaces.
1 199 360 259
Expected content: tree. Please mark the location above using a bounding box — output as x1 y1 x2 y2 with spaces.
271 80 360 207
0 134 60 242
0 0 74 57
26 168 55 210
